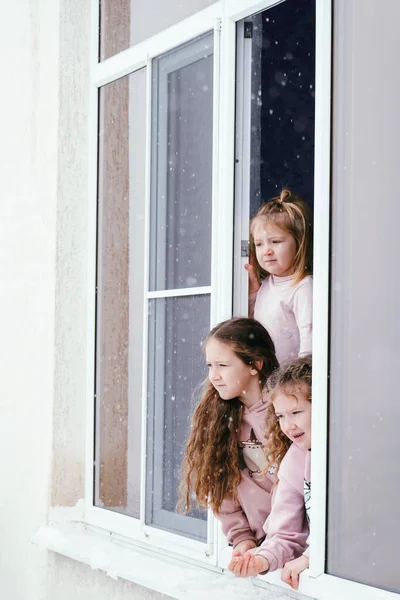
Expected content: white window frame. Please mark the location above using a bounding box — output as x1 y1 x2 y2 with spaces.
83 1 400 599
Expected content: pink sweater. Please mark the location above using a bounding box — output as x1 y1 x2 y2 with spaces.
249 274 313 364
216 398 276 547
255 444 311 571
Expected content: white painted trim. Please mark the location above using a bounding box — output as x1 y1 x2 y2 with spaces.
84 505 214 565
210 10 236 327
92 2 222 87
205 17 223 564
84 0 100 514
139 58 153 524
285 571 400 600
213 7 238 564
147 286 212 299
33 522 285 600
225 0 284 23
232 19 252 317
308 0 332 580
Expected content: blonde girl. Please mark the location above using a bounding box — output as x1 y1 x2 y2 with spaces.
246 189 313 364
229 355 312 590
180 317 279 558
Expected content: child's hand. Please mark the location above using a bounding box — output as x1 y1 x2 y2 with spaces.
244 253 260 294
281 554 309 590
232 539 257 557
228 550 269 578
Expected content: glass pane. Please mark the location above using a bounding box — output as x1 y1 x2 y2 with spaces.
146 295 209 540
149 33 213 292
327 1 400 593
99 0 218 61
240 0 316 215
95 68 147 518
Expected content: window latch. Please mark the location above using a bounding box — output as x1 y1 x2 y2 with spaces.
241 240 249 257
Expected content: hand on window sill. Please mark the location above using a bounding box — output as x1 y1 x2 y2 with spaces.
281 554 309 590
227 548 269 578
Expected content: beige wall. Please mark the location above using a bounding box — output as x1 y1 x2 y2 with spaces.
0 0 167 598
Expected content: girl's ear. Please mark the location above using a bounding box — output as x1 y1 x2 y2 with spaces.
250 360 263 375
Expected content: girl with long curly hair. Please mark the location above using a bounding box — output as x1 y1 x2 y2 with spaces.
180 317 279 559
229 355 312 591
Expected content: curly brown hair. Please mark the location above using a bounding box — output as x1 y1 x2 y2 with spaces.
250 188 313 285
263 355 312 473
179 317 279 514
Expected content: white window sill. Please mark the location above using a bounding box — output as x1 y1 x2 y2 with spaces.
32 521 300 600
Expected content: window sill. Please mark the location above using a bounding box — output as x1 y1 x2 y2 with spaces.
32 520 298 600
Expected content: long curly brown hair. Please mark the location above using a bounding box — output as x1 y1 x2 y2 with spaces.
250 188 313 285
179 317 279 513
263 355 312 473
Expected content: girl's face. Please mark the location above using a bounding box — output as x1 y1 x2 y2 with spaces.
205 338 261 408
253 219 297 277
273 386 311 450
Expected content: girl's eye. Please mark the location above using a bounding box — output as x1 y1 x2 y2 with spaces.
255 242 262 247
219 363 227 367
272 240 281 244
276 415 283 420
292 411 302 415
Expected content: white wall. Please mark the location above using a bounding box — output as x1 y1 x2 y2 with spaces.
0 0 58 597
0 1 168 598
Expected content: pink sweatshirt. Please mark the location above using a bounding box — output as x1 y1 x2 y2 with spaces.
216 398 276 547
249 274 313 364
255 444 311 572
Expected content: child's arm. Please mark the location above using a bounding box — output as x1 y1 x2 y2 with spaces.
228 451 309 578
245 252 260 316
217 496 257 549
253 474 308 572
292 278 313 357
281 553 309 589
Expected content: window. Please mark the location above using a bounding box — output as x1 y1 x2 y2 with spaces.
146 33 214 539
89 2 400 600
95 68 147 518
93 26 216 546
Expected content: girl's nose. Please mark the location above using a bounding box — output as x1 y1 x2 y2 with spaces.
209 368 220 381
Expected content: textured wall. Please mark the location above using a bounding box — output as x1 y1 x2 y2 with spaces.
0 0 169 598
0 0 59 598
51 0 89 509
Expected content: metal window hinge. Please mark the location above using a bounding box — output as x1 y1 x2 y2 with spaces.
241 240 249 257
244 22 253 38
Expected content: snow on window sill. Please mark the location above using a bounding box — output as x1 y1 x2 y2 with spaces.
32 517 298 600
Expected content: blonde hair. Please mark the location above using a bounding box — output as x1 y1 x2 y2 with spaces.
263 355 312 473
250 188 313 285
179 318 279 514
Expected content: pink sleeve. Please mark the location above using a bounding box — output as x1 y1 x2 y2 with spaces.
292 279 313 357
249 292 257 318
216 496 256 548
254 474 309 572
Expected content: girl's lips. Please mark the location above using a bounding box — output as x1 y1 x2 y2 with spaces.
293 432 304 439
